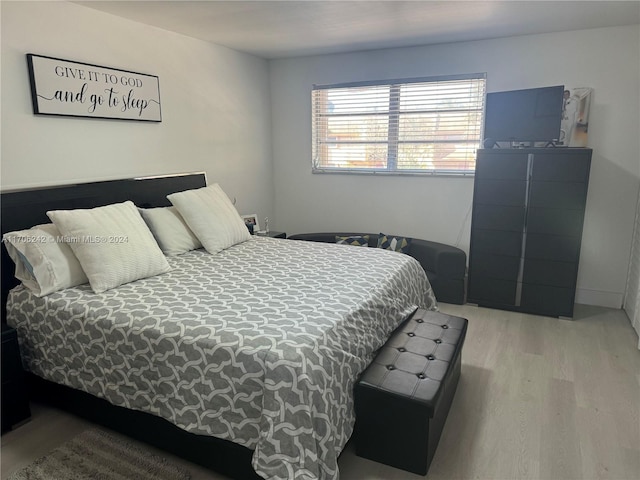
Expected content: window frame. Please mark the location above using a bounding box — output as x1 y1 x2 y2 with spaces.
311 73 487 177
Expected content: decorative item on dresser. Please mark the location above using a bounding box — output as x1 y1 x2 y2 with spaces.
1 323 31 433
467 147 592 318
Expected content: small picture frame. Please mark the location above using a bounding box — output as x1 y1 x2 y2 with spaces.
241 214 260 233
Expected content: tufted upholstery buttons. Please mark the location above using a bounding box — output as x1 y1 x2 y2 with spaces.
358 309 468 408
417 373 426 379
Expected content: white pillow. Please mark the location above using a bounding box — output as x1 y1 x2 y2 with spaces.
167 184 250 254
2 223 88 296
47 201 171 293
138 206 202 256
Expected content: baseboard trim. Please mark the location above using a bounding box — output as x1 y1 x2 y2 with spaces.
575 288 623 309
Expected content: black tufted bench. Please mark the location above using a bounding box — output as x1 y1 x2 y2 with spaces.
354 309 468 475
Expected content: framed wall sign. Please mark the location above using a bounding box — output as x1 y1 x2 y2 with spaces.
26 54 162 122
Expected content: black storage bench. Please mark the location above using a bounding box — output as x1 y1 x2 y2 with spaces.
354 309 468 475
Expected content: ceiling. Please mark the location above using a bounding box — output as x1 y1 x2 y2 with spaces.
75 1 640 59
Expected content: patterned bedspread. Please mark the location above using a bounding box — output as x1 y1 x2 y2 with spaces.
7 236 437 479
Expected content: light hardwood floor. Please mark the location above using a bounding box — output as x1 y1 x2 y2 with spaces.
2 304 639 480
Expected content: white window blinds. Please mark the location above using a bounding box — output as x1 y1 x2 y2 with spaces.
312 74 486 175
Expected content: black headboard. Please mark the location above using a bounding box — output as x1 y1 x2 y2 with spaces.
1 172 207 322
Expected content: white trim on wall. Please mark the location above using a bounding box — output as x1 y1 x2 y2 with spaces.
576 289 624 310
623 184 640 349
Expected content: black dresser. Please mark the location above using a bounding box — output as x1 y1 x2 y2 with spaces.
467 148 592 317
2 323 31 432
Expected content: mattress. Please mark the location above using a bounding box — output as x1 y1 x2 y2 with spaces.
7 236 437 479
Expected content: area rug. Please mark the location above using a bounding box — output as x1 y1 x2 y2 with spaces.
7 429 191 480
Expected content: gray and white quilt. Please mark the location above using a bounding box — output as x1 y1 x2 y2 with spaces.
7 236 437 479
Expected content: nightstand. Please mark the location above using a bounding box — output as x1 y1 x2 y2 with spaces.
256 231 286 239
2 324 31 433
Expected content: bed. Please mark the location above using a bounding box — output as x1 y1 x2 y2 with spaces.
1 173 437 480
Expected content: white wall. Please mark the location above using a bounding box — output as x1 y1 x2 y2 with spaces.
3 2 638 310
1 1 273 221
270 25 640 309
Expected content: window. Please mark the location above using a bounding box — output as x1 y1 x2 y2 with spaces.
312 74 486 175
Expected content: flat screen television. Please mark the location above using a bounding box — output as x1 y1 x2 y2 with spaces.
484 85 564 145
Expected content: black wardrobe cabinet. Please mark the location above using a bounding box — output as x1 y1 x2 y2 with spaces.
467 148 592 318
